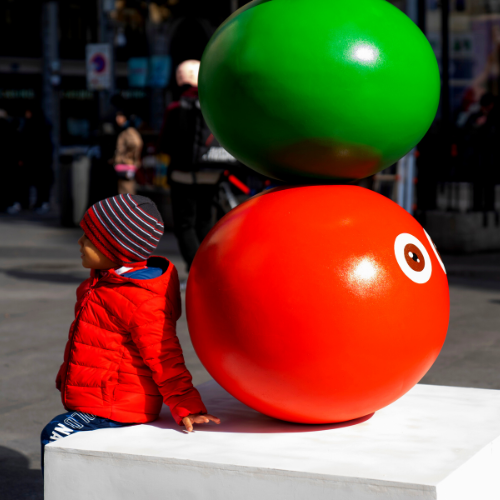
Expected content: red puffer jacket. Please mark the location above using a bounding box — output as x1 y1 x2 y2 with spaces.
55 256 206 424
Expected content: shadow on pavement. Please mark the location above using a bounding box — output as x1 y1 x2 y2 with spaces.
0 247 77 260
0 446 42 500
0 213 61 228
447 275 500 292
3 268 86 285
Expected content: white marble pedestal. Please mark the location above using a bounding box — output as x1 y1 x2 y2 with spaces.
45 381 500 500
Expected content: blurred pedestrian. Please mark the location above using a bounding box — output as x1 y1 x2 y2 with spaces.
8 107 53 214
0 109 21 213
416 124 444 214
88 122 121 207
114 111 143 195
0 109 17 211
159 60 237 273
464 92 498 212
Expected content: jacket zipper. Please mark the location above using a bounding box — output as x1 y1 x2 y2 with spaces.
62 276 100 404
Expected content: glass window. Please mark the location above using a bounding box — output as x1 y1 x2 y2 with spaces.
0 0 42 58
388 0 500 118
59 1 98 60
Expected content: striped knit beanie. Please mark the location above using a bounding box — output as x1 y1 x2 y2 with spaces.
81 194 164 264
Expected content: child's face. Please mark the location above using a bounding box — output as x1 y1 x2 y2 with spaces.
78 234 118 270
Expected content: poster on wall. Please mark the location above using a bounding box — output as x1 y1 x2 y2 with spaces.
149 56 172 88
86 44 112 91
128 58 149 88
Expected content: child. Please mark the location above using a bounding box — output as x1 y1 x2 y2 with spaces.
41 194 219 468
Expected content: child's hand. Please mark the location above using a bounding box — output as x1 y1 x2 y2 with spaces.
182 414 221 432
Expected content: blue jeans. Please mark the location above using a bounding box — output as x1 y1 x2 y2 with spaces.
41 411 132 473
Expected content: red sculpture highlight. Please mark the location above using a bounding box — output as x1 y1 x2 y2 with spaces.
187 186 449 424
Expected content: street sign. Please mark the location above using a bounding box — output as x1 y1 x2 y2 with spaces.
86 44 112 91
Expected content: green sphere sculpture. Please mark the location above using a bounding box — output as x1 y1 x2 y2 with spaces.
199 0 440 182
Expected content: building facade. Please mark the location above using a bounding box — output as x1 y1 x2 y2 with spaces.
1 0 500 220
1 1 499 143
0 0 241 147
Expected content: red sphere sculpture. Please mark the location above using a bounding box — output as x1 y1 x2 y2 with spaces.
186 186 449 424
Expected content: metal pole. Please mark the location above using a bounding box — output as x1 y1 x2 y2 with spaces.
418 0 426 34
230 0 239 13
398 0 421 215
440 0 451 212
441 0 450 128
396 157 406 209
407 0 418 25
97 0 114 120
405 151 416 214
42 1 60 207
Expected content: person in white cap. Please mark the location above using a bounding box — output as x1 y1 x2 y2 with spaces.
159 60 237 275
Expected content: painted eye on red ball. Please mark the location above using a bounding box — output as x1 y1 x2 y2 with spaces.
394 233 432 284
424 229 446 275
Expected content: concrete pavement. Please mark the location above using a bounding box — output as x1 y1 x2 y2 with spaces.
0 214 499 499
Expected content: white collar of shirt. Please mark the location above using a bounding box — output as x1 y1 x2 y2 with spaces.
115 266 134 275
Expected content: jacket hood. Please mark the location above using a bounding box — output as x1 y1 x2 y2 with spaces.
90 256 181 315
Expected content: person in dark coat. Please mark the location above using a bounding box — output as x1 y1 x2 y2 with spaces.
159 60 238 273
464 92 498 212
0 109 21 212
11 107 54 214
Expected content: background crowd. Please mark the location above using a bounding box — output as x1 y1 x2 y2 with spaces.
1 0 500 256
0 107 54 215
